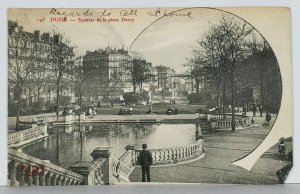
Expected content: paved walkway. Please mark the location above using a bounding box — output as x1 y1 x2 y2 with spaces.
129 116 291 184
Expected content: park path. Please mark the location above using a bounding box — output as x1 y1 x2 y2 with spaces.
129 116 291 184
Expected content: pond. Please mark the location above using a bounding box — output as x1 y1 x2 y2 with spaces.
22 123 197 168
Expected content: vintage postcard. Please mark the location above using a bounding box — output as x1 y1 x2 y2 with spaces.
7 7 292 186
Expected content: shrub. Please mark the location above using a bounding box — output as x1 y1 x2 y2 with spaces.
123 92 145 104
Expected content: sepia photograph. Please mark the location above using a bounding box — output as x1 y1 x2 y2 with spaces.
7 7 292 186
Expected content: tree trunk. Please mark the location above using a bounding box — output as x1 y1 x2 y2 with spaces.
259 57 265 112
56 73 62 121
56 84 60 121
231 66 236 132
195 79 200 94
79 91 82 121
15 92 21 131
37 85 41 102
222 80 226 113
216 81 220 107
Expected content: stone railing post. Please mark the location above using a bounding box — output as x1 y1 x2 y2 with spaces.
8 160 19 186
80 112 86 120
125 145 135 166
65 114 72 124
90 147 113 185
69 147 113 185
38 123 48 136
196 124 203 141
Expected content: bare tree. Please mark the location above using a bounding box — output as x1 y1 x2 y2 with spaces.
128 51 151 93
48 32 75 121
210 16 253 131
8 23 36 131
187 15 253 132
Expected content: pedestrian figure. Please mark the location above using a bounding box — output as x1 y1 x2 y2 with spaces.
111 101 114 108
62 106 68 116
243 105 247 116
251 117 255 125
278 138 286 159
259 105 263 117
88 107 92 116
137 144 153 182
265 112 272 126
97 101 101 108
252 104 256 117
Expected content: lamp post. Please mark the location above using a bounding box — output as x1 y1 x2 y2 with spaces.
237 89 240 113
172 81 177 104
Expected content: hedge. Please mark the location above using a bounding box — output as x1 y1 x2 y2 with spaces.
123 92 149 104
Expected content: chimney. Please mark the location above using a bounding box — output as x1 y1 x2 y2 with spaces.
41 32 50 42
53 34 59 44
34 30 40 41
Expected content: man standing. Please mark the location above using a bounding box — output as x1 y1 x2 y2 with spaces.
266 112 272 126
252 104 256 117
259 105 263 117
138 144 153 182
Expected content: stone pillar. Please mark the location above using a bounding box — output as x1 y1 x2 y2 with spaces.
38 171 46 186
125 144 135 166
50 173 57 186
70 180 75 185
66 178 71 186
65 114 73 124
56 175 62 186
80 112 86 120
90 147 113 185
16 164 26 186
196 124 203 141
61 177 67 186
69 163 91 185
24 164 33 186
32 174 39 186
45 172 53 186
39 123 48 136
8 160 19 186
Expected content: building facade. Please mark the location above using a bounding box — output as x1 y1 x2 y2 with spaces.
82 47 133 100
8 20 75 112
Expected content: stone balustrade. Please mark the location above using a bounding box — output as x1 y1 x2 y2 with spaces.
209 113 245 121
8 148 84 186
112 157 132 183
22 115 65 123
197 113 252 130
111 145 135 183
215 117 251 128
8 123 48 147
22 113 86 125
135 139 204 166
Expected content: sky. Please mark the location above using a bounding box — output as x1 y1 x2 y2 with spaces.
8 8 260 74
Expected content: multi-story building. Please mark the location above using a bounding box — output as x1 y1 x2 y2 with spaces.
82 47 132 99
156 65 175 89
8 20 75 109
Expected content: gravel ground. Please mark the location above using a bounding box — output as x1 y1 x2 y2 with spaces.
129 115 291 184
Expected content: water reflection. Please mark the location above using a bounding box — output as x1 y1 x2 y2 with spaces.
22 123 196 168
